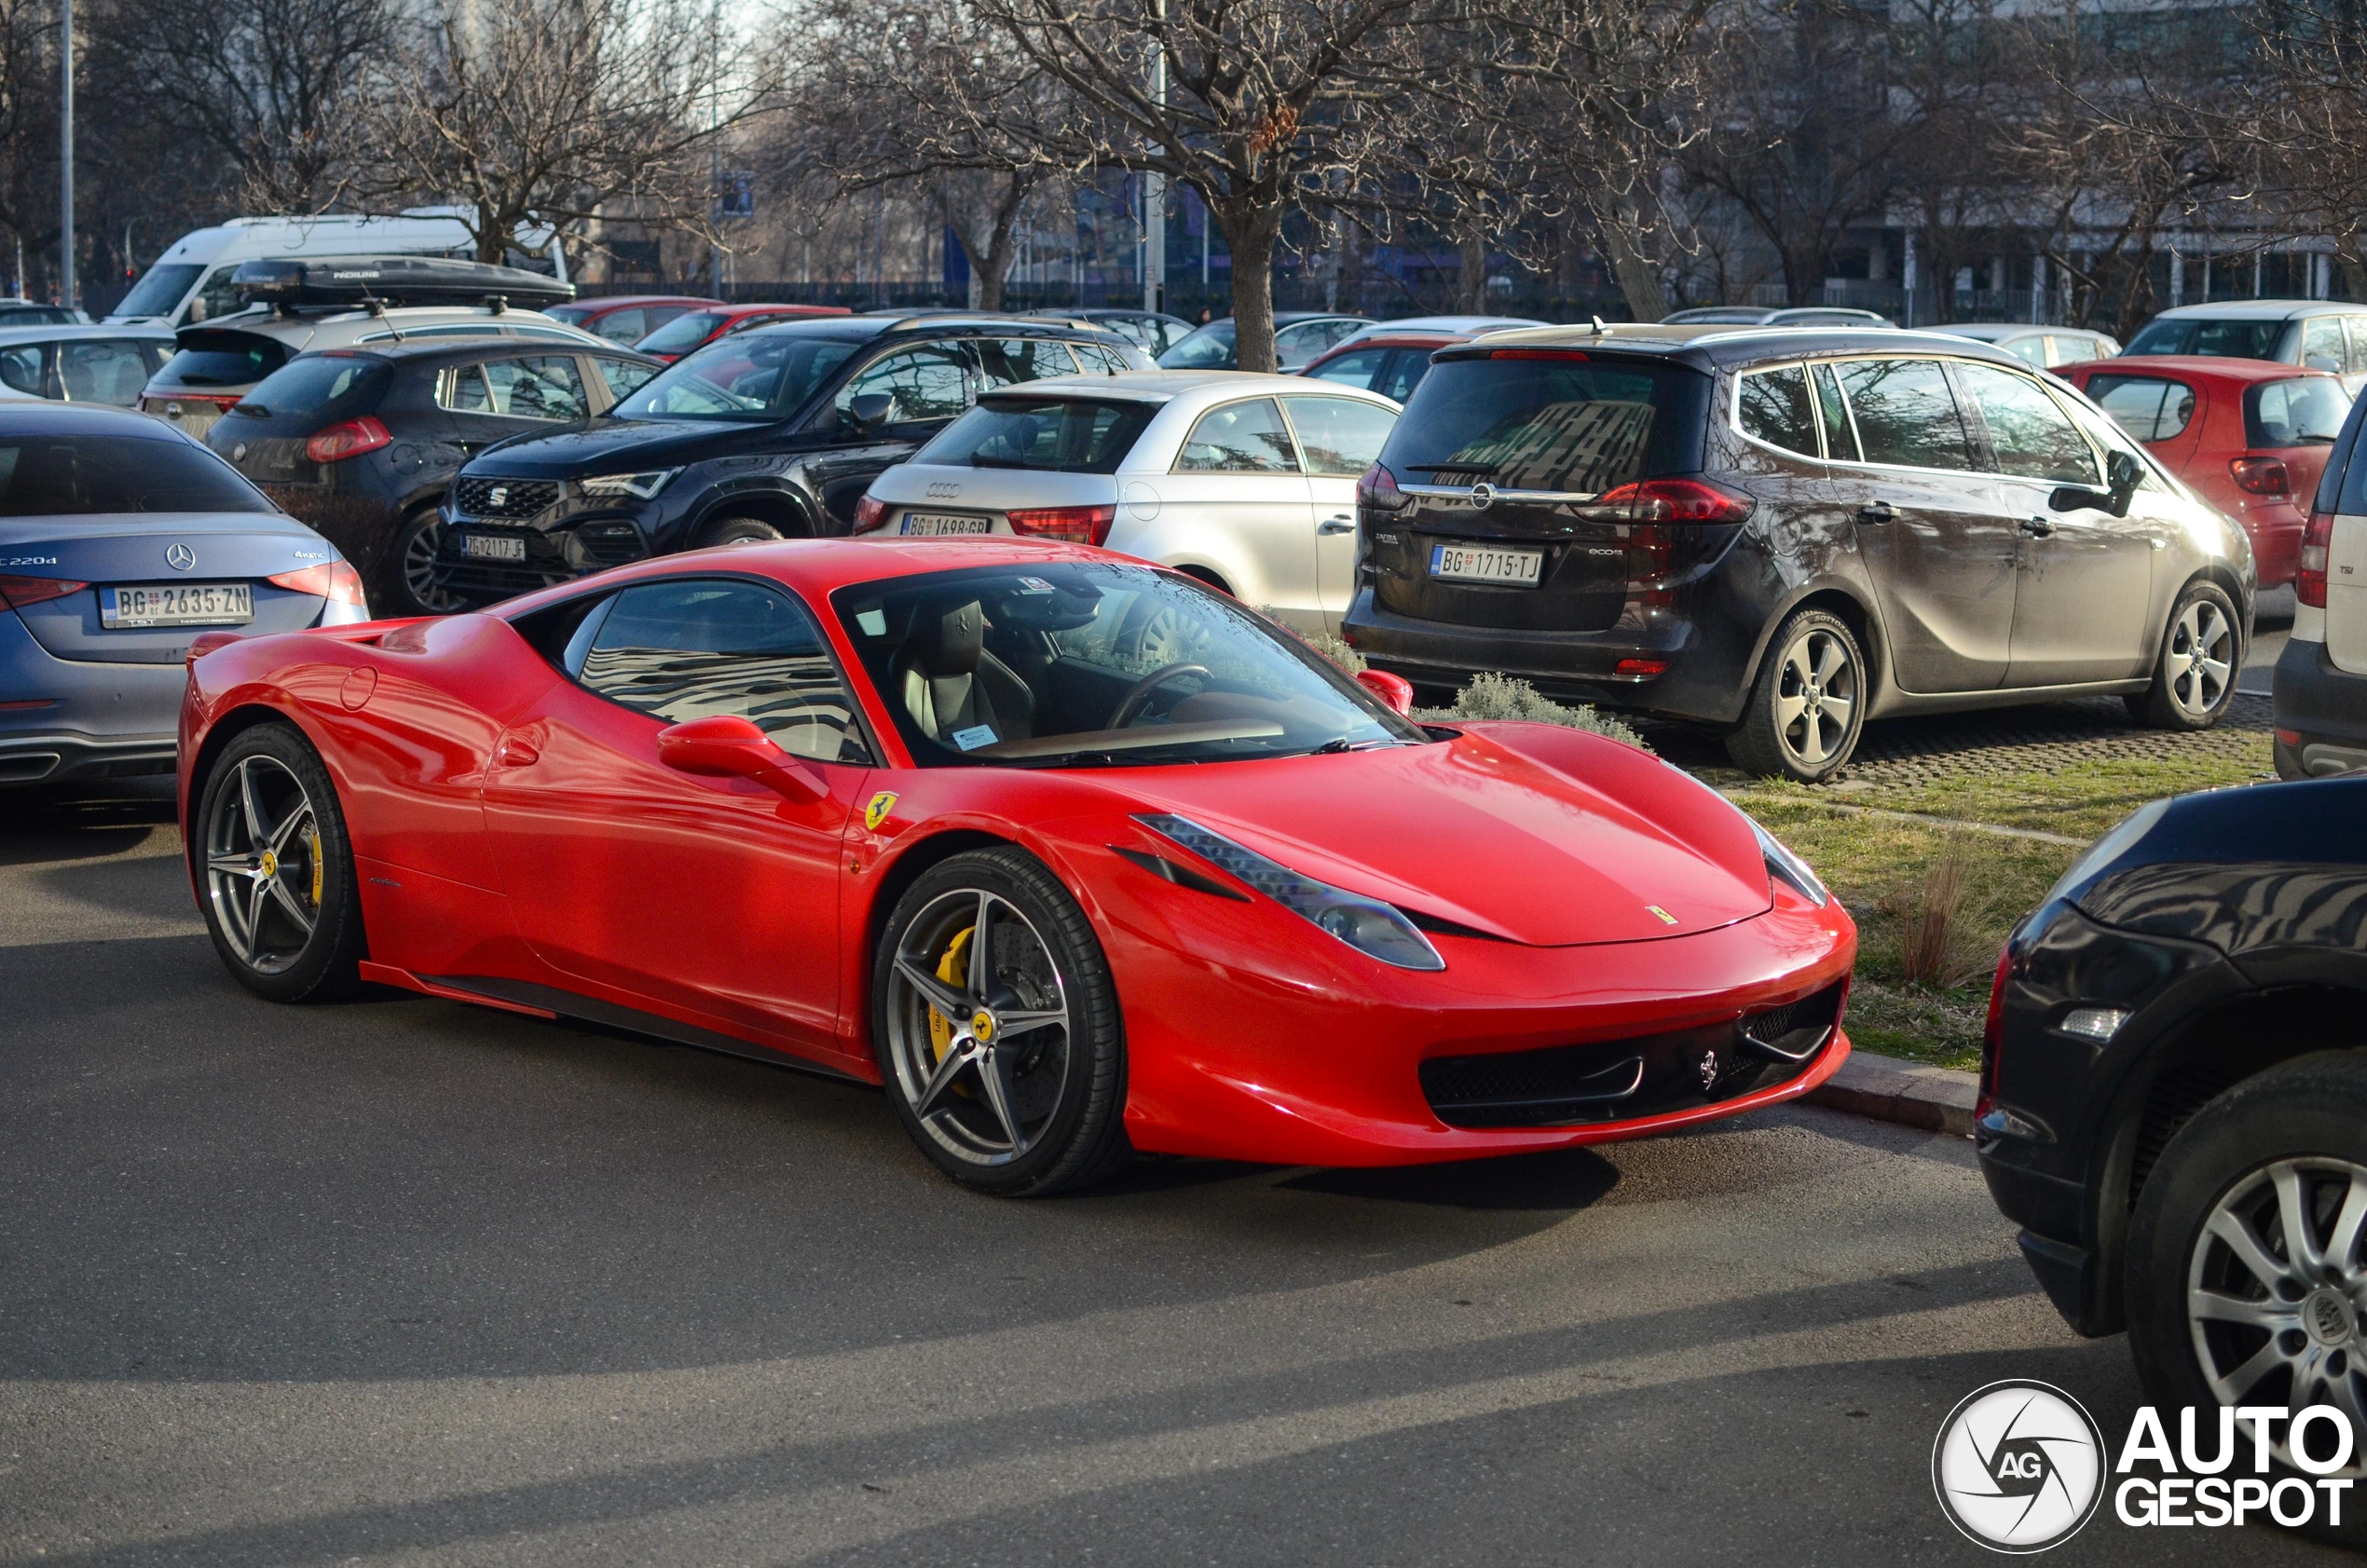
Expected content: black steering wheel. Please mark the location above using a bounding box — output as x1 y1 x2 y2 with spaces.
1108 663 1211 729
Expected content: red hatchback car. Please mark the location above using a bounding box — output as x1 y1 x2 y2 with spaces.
2062 356 2353 588
176 540 1856 1194
632 303 851 362
542 293 721 348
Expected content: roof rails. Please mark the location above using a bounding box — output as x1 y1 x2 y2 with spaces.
229 254 574 311
863 308 1101 332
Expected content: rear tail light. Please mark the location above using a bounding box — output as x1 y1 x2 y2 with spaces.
1614 658 1668 677
2300 504 2335 607
1596 477 1756 524
1006 504 1115 546
267 560 369 606
0 574 87 609
1977 945 2014 1120
148 392 242 413
1356 462 1408 512
2230 456 2291 496
304 416 393 464
852 495 890 532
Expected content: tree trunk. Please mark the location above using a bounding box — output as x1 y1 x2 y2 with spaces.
1215 203 1279 372
943 171 1033 313
1457 232 1487 312
1592 199 1668 321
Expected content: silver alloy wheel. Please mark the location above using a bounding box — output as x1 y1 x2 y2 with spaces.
2187 1155 2367 1475
202 754 323 975
1772 625 1858 770
883 888 1072 1166
2165 598 2234 720
402 517 465 613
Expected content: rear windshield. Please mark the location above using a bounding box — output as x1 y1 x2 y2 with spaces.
155 334 287 389
1379 353 1708 493
232 354 391 420
635 311 729 354
0 435 274 514
915 396 1156 473
2124 318 2288 361
2246 377 2349 448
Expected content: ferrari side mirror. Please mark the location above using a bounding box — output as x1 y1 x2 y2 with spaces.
656 715 827 803
1354 668 1415 717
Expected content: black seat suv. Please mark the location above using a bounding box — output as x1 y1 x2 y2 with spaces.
1340 324 2255 781
431 313 1150 605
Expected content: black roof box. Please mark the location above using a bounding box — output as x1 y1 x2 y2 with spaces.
229 254 575 309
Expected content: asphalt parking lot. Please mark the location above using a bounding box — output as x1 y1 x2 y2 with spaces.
0 780 2344 1567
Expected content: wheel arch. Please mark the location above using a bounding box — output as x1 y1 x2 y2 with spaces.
1736 581 1887 708
180 699 329 884
2084 986 2367 1334
689 488 816 543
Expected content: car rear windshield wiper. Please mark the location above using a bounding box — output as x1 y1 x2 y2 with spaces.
1402 462 1499 475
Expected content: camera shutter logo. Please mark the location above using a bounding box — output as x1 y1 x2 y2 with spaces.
165 543 197 572
1932 1380 2105 1552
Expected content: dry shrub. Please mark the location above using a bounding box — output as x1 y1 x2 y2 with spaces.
1882 847 2003 990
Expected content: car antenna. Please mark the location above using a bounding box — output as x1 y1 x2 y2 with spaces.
1590 316 1608 335
358 280 405 341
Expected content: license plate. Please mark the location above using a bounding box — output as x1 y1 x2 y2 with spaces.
100 582 253 628
1430 543 1544 586
901 512 992 537
461 533 527 562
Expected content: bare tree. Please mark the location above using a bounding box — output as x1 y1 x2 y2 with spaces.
357 0 771 266
99 0 392 211
934 0 1467 370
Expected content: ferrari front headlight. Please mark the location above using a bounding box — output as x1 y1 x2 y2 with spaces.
576 469 680 500
1135 813 1445 971
1753 821 1828 907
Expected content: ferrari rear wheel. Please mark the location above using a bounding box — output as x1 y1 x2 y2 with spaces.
873 848 1129 1195
197 723 366 1002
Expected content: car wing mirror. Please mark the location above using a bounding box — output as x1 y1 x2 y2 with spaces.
2104 449 2142 516
1354 668 1415 716
844 392 893 432
656 715 826 803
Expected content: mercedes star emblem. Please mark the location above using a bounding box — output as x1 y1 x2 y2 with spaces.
165 543 197 572
1469 482 1496 510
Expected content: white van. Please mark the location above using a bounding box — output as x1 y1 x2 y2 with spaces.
105 213 568 328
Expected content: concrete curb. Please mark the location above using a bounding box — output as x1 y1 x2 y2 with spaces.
1808 1048 1979 1137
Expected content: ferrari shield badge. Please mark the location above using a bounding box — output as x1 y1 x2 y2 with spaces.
1646 905 1678 925
864 791 898 833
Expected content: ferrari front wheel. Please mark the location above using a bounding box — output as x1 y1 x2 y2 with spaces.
873 848 1129 1196
197 722 366 1002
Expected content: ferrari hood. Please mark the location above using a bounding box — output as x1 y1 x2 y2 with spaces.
1118 728 1774 947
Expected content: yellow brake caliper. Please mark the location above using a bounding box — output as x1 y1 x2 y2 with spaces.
925 925 975 1063
308 827 324 909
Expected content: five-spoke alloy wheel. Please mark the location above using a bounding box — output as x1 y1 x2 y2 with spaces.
197 723 365 1002
874 848 1128 1194
2133 580 2242 730
1728 607 1867 784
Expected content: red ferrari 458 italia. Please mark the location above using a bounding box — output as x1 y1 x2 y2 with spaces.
178 539 1857 1194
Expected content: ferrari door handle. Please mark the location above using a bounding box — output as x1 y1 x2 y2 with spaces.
1857 501 1897 524
1317 514 1356 535
497 737 540 767
2019 516 2056 538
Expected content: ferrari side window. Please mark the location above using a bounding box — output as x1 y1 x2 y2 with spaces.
576 579 873 764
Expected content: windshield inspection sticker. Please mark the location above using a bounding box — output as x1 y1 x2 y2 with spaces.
951 725 998 751
1015 577 1056 593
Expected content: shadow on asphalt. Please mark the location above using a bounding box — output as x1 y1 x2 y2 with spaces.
0 779 176 867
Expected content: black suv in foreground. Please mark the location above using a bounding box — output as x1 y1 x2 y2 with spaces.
431 313 1148 603
1341 324 2254 781
1978 776 2367 1514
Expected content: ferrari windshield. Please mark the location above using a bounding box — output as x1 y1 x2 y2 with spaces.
832 561 1423 767
611 331 863 421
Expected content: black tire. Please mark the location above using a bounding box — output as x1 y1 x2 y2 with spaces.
194 722 366 1002
1725 607 1867 783
384 504 467 617
871 847 1129 1196
2127 1051 2367 1546
2129 579 2242 730
694 513 786 549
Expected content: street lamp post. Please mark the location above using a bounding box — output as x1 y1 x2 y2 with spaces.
1143 3 1165 316
59 0 73 311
